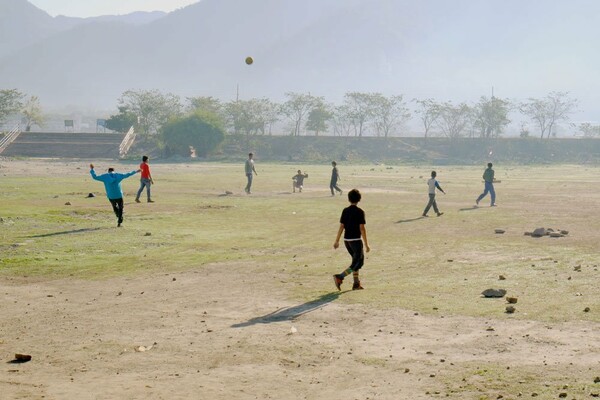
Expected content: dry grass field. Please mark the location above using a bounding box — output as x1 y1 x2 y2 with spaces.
0 159 598 399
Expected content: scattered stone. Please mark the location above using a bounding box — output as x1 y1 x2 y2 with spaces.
14 354 32 362
560 230 569 235
86 193 95 198
524 232 533 236
531 228 546 237
594 376 600 383
505 306 516 314
574 265 582 272
135 345 153 352
486 327 495 331
225 191 233 195
549 232 563 238
584 307 590 313
172 277 176 281
499 275 506 280
558 394 567 398
447 259 453 263
144 232 152 236
404 368 410 373
494 229 506 234
481 288 507 298
64 202 72 206
506 297 518 304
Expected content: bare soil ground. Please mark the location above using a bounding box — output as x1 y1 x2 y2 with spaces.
1 159 599 399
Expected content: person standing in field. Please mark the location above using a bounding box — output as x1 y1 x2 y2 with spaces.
330 161 343 196
332 189 370 291
476 162 496 206
90 163 140 227
292 170 308 193
135 155 154 203
245 152 258 194
422 170 445 217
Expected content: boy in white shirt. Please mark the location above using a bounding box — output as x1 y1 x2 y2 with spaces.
422 170 445 217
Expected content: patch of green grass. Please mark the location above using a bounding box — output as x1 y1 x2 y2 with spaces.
1 161 599 323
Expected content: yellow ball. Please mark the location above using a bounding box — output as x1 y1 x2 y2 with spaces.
245 56 253 65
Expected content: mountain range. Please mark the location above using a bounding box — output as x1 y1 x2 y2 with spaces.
1 0 600 122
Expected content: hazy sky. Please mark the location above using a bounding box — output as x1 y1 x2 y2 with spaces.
28 0 200 17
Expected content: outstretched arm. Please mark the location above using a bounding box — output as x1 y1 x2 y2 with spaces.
89 164 101 181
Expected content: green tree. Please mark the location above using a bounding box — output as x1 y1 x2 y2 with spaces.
0 89 25 126
119 89 182 135
21 95 44 131
105 106 137 133
160 112 225 157
519 92 577 139
224 98 278 135
473 96 511 138
305 100 333 136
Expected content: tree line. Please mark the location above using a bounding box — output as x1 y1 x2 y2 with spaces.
105 89 590 141
2 88 599 157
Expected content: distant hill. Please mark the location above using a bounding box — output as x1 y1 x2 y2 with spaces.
1 0 600 122
0 0 165 58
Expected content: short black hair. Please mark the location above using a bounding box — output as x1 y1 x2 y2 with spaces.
331 161 337 166
431 170 437 178
142 155 149 162
347 189 361 203
108 167 114 172
488 162 493 168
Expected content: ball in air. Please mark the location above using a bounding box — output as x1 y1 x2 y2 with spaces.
245 56 254 65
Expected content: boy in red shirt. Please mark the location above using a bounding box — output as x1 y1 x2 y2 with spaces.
135 155 154 203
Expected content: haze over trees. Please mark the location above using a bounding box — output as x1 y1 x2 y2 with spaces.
1 0 600 127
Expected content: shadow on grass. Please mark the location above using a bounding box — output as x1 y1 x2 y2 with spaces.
28 228 104 238
395 216 426 224
458 206 479 212
231 292 343 328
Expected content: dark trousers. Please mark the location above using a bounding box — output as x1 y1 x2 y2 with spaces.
344 240 364 271
423 193 440 215
109 198 124 222
330 179 342 195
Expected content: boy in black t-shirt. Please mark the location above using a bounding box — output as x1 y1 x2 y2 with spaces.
333 189 370 290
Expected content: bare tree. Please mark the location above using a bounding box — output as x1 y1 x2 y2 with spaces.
436 102 472 139
280 92 319 136
519 91 577 139
413 98 441 138
331 105 353 137
371 94 410 137
343 92 377 137
119 89 182 135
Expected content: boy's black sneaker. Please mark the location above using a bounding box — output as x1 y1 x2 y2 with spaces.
333 274 343 291
352 282 364 290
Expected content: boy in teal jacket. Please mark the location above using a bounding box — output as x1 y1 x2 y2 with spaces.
90 163 140 226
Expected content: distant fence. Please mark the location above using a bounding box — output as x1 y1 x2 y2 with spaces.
0 125 21 154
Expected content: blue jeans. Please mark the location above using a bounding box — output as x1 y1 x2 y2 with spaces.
136 178 152 201
477 181 496 205
245 173 253 193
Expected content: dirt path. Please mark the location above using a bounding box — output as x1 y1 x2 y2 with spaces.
2 263 599 400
